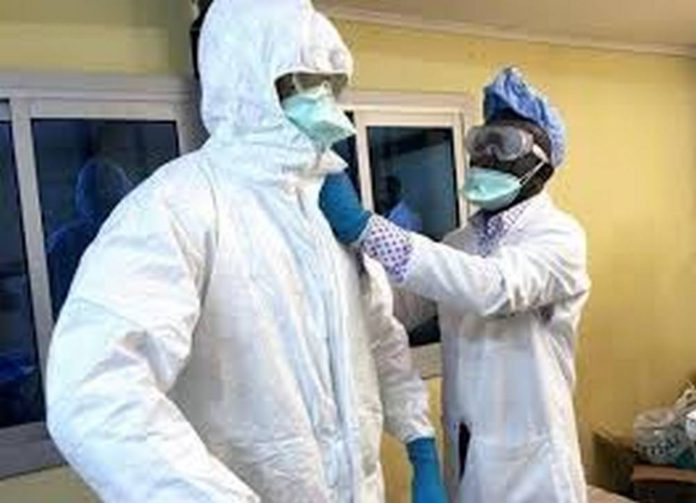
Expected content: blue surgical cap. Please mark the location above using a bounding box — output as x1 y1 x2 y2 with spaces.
483 67 566 167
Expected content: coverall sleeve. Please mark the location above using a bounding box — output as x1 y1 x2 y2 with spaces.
46 174 259 503
392 286 438 332
363 257 435 443
401 221 590 319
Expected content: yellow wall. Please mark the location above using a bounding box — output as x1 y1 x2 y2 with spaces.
2 1 696 501
0 467 95 502
0 0 192 74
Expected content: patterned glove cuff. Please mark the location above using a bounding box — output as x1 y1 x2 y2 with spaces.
360 215 414 283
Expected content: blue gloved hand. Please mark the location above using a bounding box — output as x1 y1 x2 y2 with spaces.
319 171 371 244
407 437 448 503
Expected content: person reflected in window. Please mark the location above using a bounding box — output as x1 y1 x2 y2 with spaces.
385 175 423 232
47 158 133 315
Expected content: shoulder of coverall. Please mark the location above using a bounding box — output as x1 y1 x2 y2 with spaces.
101 150 220 260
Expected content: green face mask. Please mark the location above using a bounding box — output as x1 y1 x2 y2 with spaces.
462 161 544 211
281 83 356 151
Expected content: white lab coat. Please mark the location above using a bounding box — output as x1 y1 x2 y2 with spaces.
45 0 433 501
399 193 590 503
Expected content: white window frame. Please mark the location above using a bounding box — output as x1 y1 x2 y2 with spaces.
0 72 200 479
340 90 475 378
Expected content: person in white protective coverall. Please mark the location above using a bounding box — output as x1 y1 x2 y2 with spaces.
319 67 592 503
45 1 448 501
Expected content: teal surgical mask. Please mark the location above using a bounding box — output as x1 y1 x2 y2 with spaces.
281 83 356 151
462 161 544 211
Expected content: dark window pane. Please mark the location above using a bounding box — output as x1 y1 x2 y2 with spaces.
34 120 180 317
331 112 360 196
368 126 459 346
408 316 441 347
368 127 459 240
0 121 44 428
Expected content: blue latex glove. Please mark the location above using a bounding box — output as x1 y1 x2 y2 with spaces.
319 171 371 244
407 437 448 503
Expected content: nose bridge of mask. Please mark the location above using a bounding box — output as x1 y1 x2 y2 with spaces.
305 83 349 128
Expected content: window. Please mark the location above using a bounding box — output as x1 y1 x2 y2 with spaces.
367 126 459 239
338 96 472 377
34 120 180 316
0 116 44 430
366 126 460 351
0 77 470 477
332 112 360 195
0 74 197 479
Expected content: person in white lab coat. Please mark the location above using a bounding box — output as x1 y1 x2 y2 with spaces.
319 67 591 503
45 0 447 501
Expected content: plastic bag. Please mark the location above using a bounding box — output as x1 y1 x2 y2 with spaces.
634 383 696 468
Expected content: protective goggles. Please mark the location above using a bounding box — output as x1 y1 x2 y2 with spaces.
276 72 348 102
465 125 549 163
293 73 347 97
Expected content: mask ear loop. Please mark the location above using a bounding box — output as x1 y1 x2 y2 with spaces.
518 159 545 186
531 143 550 164
518 145 550 186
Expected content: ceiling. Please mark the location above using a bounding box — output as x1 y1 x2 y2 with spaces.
317 0 696 56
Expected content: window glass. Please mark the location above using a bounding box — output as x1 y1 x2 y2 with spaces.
33 120 180 316
368 127 459 240
368 126 460 346
0 121 44 428
332 112 360 195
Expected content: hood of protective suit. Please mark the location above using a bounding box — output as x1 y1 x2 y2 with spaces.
75 159 133 224
198 0 353 173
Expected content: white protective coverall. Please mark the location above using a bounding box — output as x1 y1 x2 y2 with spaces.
45 1 433 501
399 193 590 502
